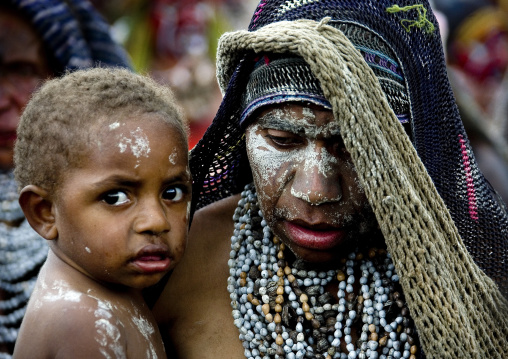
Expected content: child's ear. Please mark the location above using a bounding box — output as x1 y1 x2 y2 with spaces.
19 185 58 240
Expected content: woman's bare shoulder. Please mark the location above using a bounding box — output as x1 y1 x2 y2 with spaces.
152 194 244 357
190 194 240 236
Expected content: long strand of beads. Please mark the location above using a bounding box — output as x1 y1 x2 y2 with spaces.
228 184 419 359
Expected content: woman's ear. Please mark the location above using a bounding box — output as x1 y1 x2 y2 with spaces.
19 185 58 240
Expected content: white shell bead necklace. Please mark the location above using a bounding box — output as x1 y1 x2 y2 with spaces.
228 184 419 359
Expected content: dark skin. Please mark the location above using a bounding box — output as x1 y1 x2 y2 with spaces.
153 104 393 358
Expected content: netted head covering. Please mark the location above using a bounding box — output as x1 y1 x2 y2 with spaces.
240 55 332 125
190 0 508 357
241 42 409 127
240 23 410 130
7 0 132 73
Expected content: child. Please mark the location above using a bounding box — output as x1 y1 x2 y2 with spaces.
11 67 191 358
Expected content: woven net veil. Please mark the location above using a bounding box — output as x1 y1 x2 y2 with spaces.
189 1 508 357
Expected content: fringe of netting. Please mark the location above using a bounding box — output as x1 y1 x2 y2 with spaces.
216 19 508 358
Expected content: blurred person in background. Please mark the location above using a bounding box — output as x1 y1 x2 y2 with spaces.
432 0 508 203
0 1 130 356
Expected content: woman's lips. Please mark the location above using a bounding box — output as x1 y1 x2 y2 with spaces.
283 221 346 250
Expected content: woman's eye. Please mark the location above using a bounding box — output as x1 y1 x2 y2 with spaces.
163 186 185 202
102 191 129 206
266 130 304 148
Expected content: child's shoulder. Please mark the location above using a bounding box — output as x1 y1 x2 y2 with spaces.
15 280 129 358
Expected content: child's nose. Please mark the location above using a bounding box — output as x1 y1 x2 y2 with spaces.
133 199 171 235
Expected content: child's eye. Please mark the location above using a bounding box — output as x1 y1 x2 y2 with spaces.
162 186 185 202
102 190 130 206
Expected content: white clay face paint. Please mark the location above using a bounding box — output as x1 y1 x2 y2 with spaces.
246 107 341 204
168 148 178 165
85 246 91 254
118 127 151 168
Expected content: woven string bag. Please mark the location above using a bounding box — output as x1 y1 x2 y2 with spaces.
189 1 508 357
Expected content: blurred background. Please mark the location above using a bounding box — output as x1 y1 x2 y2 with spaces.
90 0 258 149
430 0 508 202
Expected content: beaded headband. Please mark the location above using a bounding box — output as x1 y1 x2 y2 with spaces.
240 23 410 125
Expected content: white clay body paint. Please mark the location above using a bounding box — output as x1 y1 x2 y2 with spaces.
94 300 126 359
246 107 341 205
132 314 157 358
36 279 82 306
118 127 151 168
109 122 120 130
32 274 161 358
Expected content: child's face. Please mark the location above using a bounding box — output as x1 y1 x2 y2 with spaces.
52 114 191 289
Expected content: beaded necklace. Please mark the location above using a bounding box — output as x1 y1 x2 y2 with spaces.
0 171 48 355
228 184 419 359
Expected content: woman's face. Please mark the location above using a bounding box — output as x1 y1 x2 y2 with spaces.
0 10 50 170
245 103 379 266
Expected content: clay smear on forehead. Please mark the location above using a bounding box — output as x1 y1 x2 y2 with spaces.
109 122 121 130
112 124 151 168
168 147 179 165
247 107 339 191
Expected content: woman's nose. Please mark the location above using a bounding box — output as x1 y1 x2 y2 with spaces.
290 144 343 205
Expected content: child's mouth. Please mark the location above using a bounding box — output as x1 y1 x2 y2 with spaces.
132 255 171 274
132 245 171 274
